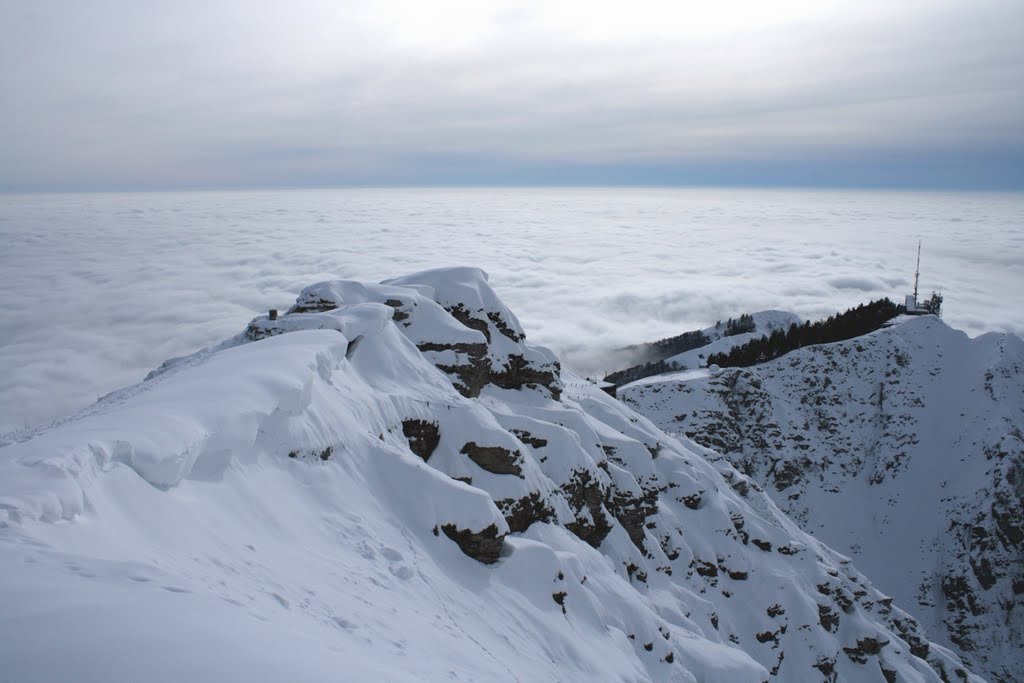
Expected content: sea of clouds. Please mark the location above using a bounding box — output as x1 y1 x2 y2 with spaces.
1 187 1021 433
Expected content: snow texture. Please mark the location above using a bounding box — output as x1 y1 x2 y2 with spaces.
622 315 1023 682
0 268 986 682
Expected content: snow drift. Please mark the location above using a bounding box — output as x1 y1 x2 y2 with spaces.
0 268 983 682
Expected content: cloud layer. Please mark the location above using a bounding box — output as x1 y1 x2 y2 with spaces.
1 1 1022 189
1 187 1021 433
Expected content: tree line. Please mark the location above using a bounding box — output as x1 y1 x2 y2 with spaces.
604 359 683 386
706 299 901 368
604 328 712 386
722 313 755 336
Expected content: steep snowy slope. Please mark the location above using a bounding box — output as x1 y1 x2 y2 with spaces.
1 270 981 682
621 315 1023 682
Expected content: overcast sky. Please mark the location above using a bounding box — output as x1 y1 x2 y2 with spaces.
2 0 1022 191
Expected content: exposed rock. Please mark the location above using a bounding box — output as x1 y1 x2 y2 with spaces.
510 429 548 449
605 485 658 553
441 523 504 565
287 445 334 462
287 297 338 314
818 604 839 633
244 319 286 342
497 493 556 533
488 311 525 342
562 470 612 548
445 303 492 342
842 636 888 664
402 419 440 461
418 340 490 398
693 560 719 578
384 299 410 322
812 657 837 683
460 442 523 476
491 353 562 401
680 492 703 510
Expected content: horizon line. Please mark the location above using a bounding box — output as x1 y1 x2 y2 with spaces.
3 182 1023 195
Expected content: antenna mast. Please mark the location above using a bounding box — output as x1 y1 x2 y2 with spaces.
913 241 921 301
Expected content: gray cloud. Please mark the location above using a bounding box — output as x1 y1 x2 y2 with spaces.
1 0 1022 190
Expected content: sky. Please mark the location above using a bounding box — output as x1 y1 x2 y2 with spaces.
1 0 1023 191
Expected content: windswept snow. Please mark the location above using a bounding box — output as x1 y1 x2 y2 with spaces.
0 268 985 682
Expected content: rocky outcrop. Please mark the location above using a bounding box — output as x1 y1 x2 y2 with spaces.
561 469 613 548
402 419 440 461
275 269 563 401
441 523 505 564
459 442 523 476
605 484 658 553
490 353 561 400
496 493 556 533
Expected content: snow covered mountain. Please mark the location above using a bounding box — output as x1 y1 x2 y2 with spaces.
621 315 1023 682
604 311 800 387
0 269 983 682
661 311 802 372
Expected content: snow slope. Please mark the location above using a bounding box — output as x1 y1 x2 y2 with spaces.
0 270 982 682
621 315 1023 682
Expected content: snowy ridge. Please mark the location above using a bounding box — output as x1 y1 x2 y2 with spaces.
622 315 1023 682
0 269 981 682
665 311 802 371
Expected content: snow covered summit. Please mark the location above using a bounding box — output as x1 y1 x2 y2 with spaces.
0 268 982 682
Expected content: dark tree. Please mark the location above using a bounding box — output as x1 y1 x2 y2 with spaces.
707 299 901 369
604 359 683 386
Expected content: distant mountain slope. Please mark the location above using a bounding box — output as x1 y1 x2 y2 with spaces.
706 299 901 369
605 311 800 386
0 270 980 682
622 315 1024 682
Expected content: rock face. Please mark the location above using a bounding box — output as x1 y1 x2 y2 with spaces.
622 315 1024 683
441 523 505 564
402 419 440 461
0 271 987 683
275 268 562 401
